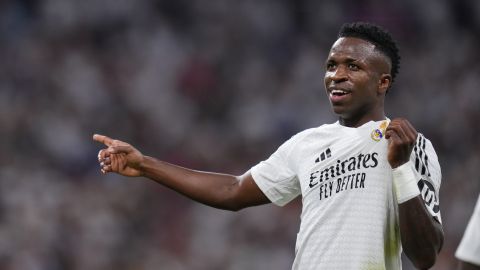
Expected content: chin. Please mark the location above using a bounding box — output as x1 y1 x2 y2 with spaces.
332 108 356 121
331 105 348 116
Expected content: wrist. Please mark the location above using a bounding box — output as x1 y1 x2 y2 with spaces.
137 155 147 165
392 161 420 204
135 155 150 176
389 158 410 169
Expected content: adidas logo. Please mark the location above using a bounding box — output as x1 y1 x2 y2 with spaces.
315 148 331 163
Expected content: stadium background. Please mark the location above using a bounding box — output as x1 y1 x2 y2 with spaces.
1 0 479 269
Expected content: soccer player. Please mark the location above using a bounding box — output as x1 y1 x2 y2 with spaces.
456 194 480 270
94 22 443 269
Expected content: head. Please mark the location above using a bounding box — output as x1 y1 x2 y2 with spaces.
324 22 400 126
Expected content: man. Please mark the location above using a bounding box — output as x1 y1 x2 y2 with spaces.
456 194 480 270
94 22 443 269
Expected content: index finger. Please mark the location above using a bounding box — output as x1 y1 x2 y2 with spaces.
93 134 114 146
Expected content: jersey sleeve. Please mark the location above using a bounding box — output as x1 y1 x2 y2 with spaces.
455 195 480 265
250 133 302 207
409 133 442 223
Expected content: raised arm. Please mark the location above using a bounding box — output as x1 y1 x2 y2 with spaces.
93 134 270 211
385 119 444 270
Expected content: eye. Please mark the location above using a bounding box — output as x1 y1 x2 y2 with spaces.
348 63 359 71
326 62 336 71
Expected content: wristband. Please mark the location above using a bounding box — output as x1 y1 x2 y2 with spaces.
392 162 420 204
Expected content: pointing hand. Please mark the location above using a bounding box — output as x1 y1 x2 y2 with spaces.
93 134 144 177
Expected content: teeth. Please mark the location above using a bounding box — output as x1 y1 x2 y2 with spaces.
331 89 347 95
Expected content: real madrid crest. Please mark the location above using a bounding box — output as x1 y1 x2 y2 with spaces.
371 120 389 142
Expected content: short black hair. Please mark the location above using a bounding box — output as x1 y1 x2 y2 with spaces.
338 22 400 84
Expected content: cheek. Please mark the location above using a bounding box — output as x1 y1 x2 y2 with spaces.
324 73 330 85
365 72 381 88
357 75 378 93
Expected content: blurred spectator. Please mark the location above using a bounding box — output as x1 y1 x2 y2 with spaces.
0 0 479 269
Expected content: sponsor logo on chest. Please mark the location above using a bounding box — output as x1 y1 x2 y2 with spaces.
309 149 380 200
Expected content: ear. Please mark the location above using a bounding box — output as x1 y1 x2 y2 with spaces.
378 73 392 95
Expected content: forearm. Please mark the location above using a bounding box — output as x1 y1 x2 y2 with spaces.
138 156 263 211
399 196 444 269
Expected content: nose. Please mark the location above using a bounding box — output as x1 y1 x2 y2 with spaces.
326 65 348 83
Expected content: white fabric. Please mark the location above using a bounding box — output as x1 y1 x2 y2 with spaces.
456 195 480 266
392 162 420 203
251 119 442 270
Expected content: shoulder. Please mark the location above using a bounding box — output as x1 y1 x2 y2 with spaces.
415 133 436 149
413 133 440 166
412 133 438 156
276 123 334 157
285 123 336 146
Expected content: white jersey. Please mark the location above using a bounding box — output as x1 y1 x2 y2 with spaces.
251 119 442 270
455 195 480 266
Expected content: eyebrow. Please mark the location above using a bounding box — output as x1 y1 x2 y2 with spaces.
325 57 360 64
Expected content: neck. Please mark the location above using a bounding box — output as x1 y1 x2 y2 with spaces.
338 110 385 128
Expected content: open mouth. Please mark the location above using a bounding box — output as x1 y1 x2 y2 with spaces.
329 89 350 98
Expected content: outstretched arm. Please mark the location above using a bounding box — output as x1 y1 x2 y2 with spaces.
93 134 270 211
386 119 444 270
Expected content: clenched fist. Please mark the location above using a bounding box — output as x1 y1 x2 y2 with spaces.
385 118 418 169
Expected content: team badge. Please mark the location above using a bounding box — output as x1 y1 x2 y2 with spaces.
371 129 383 141
371 120 389 142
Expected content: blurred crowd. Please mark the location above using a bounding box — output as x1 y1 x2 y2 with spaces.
0 0 479 269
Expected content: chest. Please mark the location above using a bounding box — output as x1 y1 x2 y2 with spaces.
293 129 391 202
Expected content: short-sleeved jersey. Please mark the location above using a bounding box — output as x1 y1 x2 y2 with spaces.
251 119 442 270
456 195 480 266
